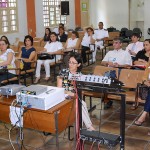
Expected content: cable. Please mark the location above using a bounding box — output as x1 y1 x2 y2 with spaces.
90 139 96 150
9 127 16 150
98 142 101 150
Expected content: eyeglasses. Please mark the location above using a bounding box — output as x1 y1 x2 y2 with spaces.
0 43 6 46
68 61 78 65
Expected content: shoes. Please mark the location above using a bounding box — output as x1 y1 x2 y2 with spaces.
44 77 50 81
34 77 40 84
87 125 95 131
104 100 113 109
131 104 138 110
134 120 144 126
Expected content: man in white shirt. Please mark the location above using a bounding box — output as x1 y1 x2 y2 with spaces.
101 37 132 68
94 22 109 62
95 22 109 48
126 32 143 57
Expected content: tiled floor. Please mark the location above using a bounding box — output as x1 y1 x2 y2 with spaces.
0 51 150 150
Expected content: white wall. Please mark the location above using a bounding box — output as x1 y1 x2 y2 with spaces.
0 0 28 44
35 0 75 38
89 0 150 38
144 0 150 38
89 0 129 30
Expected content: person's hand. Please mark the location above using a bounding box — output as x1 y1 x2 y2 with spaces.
144 81 150 87
107 62 114 67
128 50 132 55
96 39 101 42
138 59 145 62
113 62 119 67
65 91 75 97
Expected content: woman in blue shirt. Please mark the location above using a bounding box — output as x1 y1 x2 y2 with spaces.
18 35 36 70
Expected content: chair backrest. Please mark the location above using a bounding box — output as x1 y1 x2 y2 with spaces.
108 32 120 39
33 41 41 47
34 46 44 53
10 45 19 56
93 66 119 78
125 30 133 38
119 69 144 88
133 28 142 37
40 41 46 47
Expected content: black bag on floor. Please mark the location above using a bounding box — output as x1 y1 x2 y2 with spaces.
138 84 149 100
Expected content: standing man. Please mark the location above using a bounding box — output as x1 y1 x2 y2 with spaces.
94 22 109 62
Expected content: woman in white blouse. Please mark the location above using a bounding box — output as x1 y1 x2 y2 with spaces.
63 31 81 67
81 27 96 64
64 31 81 51
34 32 63 83
0 39 16 83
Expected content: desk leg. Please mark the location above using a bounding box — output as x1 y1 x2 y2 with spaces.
54 111 59 150
120 94 126 150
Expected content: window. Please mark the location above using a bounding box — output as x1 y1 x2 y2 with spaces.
43 0 67 27
0 0 18 34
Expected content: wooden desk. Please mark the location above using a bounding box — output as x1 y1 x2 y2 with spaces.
0 96 75 134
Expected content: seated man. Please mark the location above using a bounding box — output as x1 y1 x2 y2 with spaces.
126 32 143 60
101 37 132 68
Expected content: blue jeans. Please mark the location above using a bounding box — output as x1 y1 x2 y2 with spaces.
0 73 16 83
144 90 150 112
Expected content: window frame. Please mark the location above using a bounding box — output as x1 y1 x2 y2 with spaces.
43 0 67 27
0 0 18 34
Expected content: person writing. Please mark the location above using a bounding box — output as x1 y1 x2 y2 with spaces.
34 32 63 83
134 63 150 135
133 39 150 68
0 39 16 83
57 52 95 131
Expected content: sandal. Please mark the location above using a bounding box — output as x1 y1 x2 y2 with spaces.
44 77 50 81
34 77 40 84
134 120 144 126
131 104 138 110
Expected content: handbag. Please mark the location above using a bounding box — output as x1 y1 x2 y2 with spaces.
0 66 7 75
137 83 149 100
104 70 117 79
38 53 54 60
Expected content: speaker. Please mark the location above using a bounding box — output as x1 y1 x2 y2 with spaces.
61 1 69 15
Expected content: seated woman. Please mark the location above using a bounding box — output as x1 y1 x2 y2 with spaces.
34 32 63 83
17 35 36 70
81 27 96 64
134 64 150 130
0 39 16 83
133 39 150 69
43 27 51 42
57 52 95 131
63 31 81 52
63 31 81 67
58 26 68 42
0 35 10 46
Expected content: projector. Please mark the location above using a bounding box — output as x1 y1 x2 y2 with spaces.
21 84 47 95
0 84 26 96
16 86 65 110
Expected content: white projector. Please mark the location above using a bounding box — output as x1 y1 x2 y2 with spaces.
0 84 26 96
16 86 65 110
